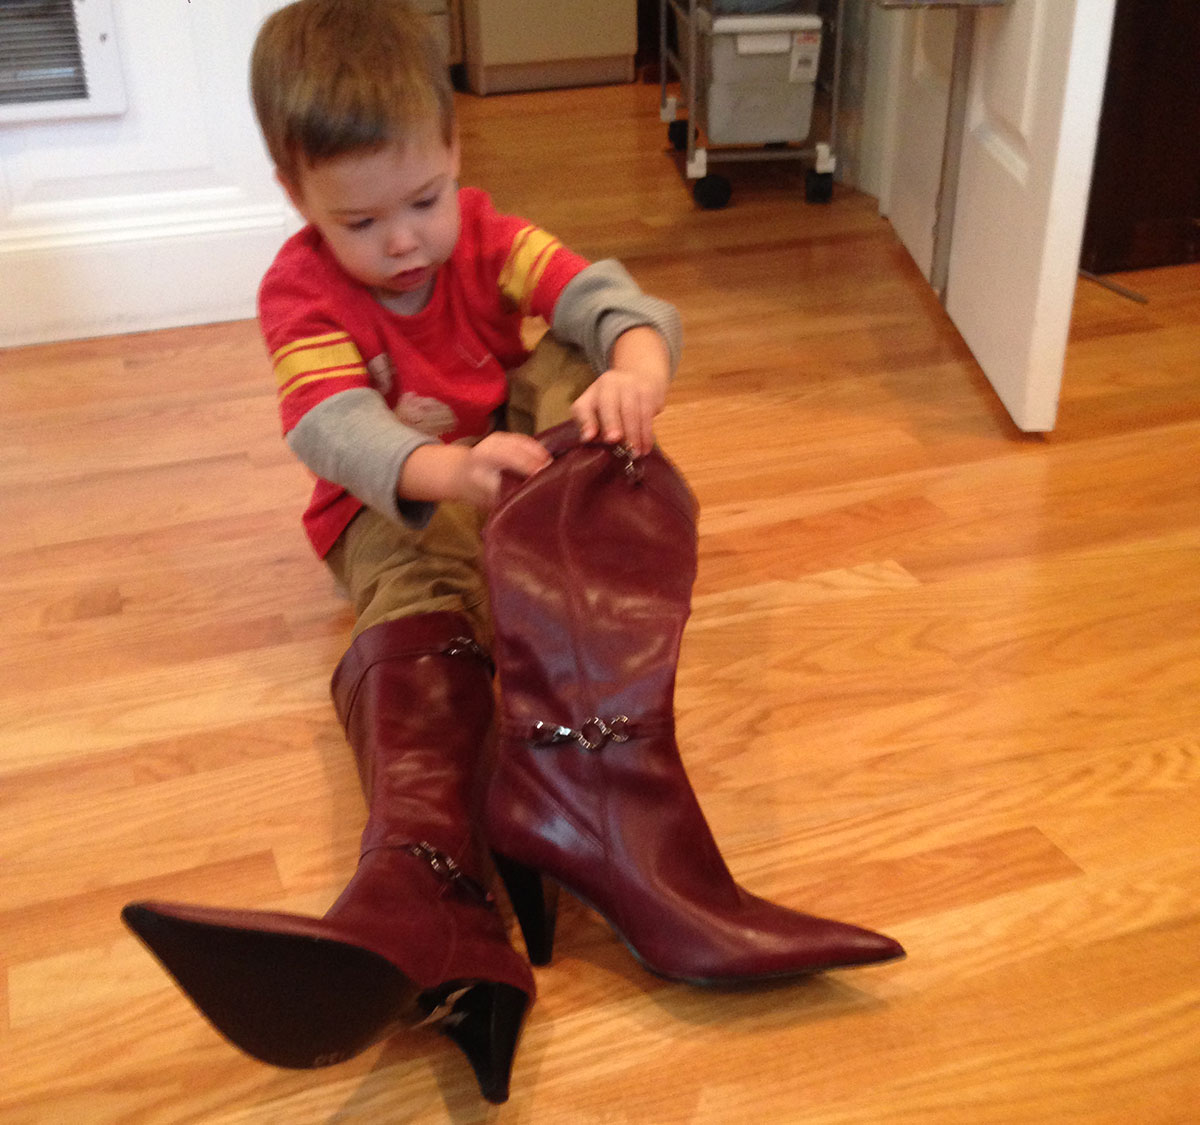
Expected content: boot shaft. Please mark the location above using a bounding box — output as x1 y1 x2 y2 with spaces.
330 612 496 863
484 430 699 737
483 430 734 898
124 614 535 1098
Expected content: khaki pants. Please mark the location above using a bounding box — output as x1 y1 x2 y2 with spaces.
325 335 593 646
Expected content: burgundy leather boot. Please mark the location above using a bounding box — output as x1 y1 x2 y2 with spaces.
123 613 534 1103
482 425 905 984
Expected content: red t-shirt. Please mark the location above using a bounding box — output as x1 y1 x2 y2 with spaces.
259 187 590 556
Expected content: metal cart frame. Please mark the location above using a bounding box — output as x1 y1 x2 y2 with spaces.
658 0 844 208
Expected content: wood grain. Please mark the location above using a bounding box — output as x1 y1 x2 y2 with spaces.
1 81 1198 1123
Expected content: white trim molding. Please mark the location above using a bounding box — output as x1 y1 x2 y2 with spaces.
1 196 289 254
4 213 296 345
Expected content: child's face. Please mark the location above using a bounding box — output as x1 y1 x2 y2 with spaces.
284 128 461 313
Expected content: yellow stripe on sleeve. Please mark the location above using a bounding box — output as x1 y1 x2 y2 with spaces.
497 226 532 298
272 330 349 365
277 364 367 403
273 337 365 390
500 226 563 314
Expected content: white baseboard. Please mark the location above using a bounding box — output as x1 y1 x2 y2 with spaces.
2 207 298 347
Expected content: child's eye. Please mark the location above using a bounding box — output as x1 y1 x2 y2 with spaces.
346 217 374 231
413 194 439 211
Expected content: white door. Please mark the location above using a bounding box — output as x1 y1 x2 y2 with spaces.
879 0 1117 431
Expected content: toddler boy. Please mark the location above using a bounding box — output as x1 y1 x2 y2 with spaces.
251 0 681 639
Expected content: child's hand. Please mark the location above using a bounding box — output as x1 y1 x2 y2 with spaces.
570 326 671 457
456 432 551 508
571 367 667 457
399 432 550 509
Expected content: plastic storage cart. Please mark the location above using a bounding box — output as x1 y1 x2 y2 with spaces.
659 0 843 209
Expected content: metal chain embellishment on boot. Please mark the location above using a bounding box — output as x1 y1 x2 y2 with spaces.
444 636 494 671
611 444 644 483
413 985 474 1028
528 716 632 752
405 842 494 905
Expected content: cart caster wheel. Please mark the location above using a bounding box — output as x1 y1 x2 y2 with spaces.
693 175 732 210
667 120 694 152
805 169 834 204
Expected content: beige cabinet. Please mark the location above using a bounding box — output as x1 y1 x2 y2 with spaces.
461 0 637 94
411 0 463 65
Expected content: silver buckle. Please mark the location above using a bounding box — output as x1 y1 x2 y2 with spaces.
530 715 631 752
406 842 492 904
612 443 644 482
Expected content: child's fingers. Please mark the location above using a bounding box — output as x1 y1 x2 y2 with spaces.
569 394 599 441
476 431 550 475
597 390 625 444
617 397 640 453
564 386 597 438
503 434 552 474
616 388 654 456
571 375 662 453
634 405 654 457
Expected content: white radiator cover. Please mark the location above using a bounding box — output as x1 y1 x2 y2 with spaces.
0 0 128 124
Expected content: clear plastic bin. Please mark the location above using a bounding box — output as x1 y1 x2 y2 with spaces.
676 6 823 145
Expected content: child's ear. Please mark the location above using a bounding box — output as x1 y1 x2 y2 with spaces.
275 169 309 218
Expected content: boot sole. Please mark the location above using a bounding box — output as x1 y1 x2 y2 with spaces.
124 904 531 1102
123 904 419 1067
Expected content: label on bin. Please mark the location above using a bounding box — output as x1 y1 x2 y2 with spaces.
736 31 793 56
789 29 821 84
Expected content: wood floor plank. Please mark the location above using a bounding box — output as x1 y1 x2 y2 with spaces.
2 80 1198 1122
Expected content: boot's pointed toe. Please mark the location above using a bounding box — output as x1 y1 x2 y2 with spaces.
749 911 906 977
832 924 906 968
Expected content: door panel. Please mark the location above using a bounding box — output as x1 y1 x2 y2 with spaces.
947 1 1115 431
882 0 1116 432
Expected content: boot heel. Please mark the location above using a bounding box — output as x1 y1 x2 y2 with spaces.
491 851 558 966
440 981 529 1105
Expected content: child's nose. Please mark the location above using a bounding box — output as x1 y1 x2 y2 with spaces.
386 222 419 258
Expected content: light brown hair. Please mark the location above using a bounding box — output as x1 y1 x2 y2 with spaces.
250 0 455 184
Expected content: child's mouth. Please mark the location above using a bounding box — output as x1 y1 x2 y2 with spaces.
387 267 431 291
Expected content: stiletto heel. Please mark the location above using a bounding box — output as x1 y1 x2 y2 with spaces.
438 981 530 1105
491 851 558 965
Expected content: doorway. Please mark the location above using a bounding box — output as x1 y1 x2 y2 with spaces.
1080 0 1200 274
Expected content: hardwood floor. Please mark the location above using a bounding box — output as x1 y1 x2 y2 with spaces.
2 82 1198 1124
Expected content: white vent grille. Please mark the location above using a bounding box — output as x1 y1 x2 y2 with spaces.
0 0 126 123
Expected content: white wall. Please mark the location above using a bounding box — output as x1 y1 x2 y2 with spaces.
833 0 901 203
1 1 297 347
833 0 869 191
858 2 903 205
